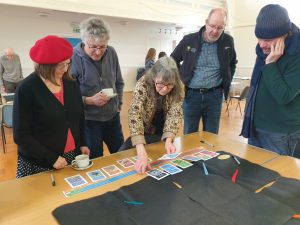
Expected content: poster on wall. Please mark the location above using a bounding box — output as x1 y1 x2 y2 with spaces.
65 37 81 47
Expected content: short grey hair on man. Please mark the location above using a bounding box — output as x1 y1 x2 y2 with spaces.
80 17 110 43
207 8 227 21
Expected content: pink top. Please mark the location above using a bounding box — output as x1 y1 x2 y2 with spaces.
53 80 75 153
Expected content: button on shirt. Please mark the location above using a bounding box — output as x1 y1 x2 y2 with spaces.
189 42 222 89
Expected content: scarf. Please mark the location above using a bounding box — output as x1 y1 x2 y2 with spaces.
240 23 300 138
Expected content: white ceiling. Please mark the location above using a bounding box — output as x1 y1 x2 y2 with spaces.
0 0 227 32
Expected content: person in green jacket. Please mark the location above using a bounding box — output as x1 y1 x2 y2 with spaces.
242 4 300 158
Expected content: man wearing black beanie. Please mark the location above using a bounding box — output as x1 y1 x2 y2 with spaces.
241 4 300 158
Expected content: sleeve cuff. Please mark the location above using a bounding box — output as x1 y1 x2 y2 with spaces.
131 135 146 146
161 132 175 141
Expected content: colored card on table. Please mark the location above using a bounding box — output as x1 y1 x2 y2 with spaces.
65 174 88 188
102 164 123 177
181 155 202 162
117 158 135 168
193 152 212 161
132 156 152 162
86 169 106 182
159 153 181 160
171 159 193 169
200 149 220 157
160 163 183 175
146 168 169 180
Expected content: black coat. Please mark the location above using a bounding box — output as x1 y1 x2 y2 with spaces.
171 26 237 100
13 73 86 167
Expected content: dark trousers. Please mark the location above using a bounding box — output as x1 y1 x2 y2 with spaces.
3 80 19 93
85 113 124 159
183 88 223 134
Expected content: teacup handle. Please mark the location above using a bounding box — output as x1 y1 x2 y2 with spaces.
71 160 77 167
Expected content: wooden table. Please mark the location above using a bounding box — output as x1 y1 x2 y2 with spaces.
0 132 298 225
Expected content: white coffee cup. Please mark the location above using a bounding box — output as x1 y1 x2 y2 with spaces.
72 154 89 168
101 88 113 96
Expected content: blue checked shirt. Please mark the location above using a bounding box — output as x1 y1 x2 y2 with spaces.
189 42 222 89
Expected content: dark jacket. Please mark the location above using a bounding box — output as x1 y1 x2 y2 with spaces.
71 43 124 121
13 73 86 168
171 26 237 99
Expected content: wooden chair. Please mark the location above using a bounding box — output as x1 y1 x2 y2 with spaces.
225 86 250 116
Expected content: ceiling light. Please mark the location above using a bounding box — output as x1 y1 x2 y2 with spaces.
37 12 50 17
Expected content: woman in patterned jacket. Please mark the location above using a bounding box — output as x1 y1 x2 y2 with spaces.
120 57 184 174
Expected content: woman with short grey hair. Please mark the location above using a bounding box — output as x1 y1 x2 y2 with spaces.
71 17 125 159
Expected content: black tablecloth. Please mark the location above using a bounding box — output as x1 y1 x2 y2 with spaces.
53 153 300 225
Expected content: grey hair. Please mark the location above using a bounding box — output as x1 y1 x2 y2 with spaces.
144 57 184 102
80 17 110 43
207 8 227 21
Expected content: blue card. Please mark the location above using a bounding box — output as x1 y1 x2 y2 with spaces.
160 163 183 175
86 169 106 182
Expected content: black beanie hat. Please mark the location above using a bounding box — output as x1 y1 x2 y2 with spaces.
255 4 291 39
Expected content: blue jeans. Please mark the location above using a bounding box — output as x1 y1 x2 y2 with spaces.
183 88 223 134
248 128 300 158
85 113 124 159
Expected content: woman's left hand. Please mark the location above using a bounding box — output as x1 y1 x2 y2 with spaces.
80 146 90 156
165 138 176 154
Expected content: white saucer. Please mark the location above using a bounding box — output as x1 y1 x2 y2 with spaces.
71 160 93 170
107 93 118 98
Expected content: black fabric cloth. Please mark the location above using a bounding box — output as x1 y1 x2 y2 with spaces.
201 151 280 191
260 176 300 212
283 219 300 225
53 164 298 225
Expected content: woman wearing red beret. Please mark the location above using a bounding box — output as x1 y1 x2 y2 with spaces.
13 35 90 178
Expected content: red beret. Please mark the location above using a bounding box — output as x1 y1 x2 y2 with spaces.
29 35 73 64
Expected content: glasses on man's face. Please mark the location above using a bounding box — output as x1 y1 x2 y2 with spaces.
5 54 14 59
155 82 174 90
206 23 225 32
87 42 107 52
57 61 71 69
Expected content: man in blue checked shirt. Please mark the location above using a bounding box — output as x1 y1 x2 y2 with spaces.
171 8 237 134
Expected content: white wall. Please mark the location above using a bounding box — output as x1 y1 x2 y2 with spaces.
228 0 300 77
0 4 183 91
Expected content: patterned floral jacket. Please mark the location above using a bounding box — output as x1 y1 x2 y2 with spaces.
129 76 183 146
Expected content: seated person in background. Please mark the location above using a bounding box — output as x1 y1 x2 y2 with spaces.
119 57 184 174
13 35 90 178
145 48 156 70
158 51 167 58
0 47 23 93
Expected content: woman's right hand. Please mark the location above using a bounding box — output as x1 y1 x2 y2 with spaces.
135 144 152 174
53 156 67 169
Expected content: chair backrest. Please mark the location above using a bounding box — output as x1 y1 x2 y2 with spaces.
2 104 13 127
2 93 15 102
239 86 250 100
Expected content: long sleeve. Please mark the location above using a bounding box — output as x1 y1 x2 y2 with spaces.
262 56 300 105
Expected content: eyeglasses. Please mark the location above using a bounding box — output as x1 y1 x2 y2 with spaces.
57 61 71 69
5 54 14 59
86 42 107 52
155 82 174 90
206 23 225 32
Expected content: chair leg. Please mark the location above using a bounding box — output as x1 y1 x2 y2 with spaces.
1 125 5 153
238 101 242 116
225 99 231 117
2 125 6 144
